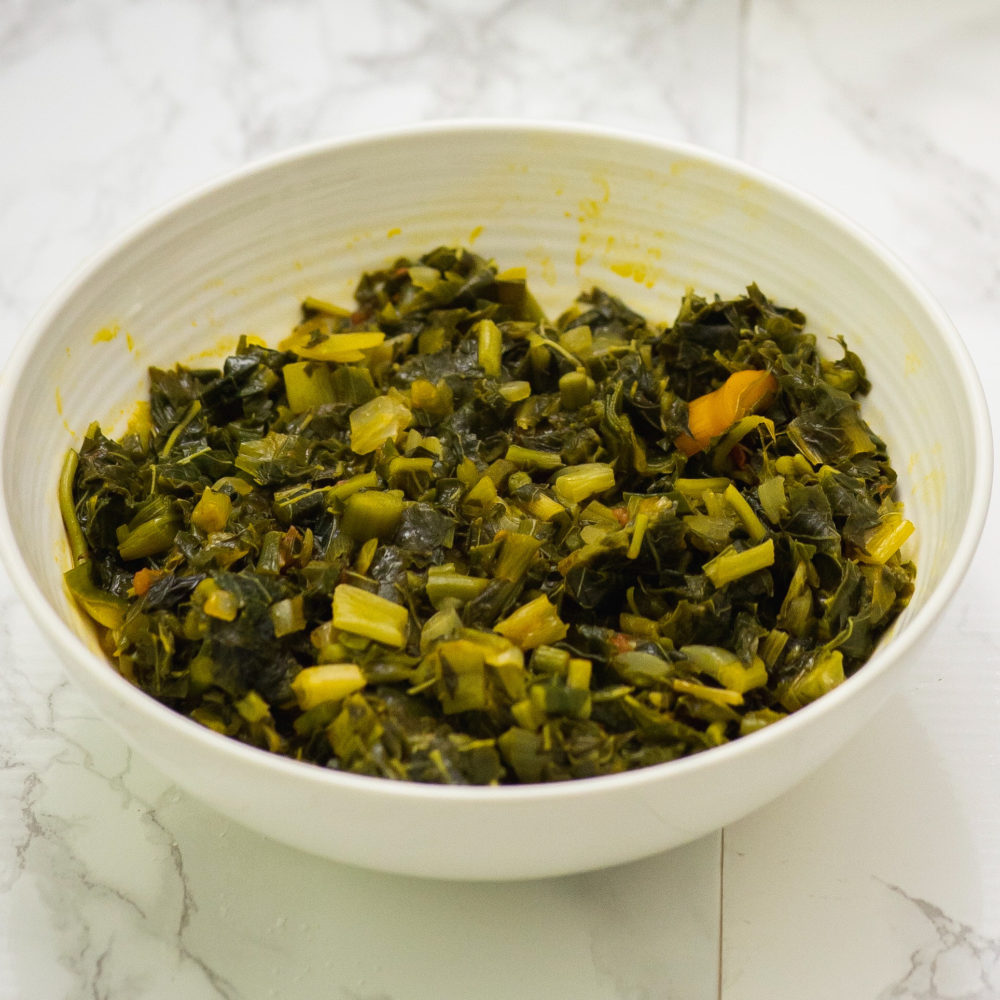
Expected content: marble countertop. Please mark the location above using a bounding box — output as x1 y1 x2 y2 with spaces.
1 1 998 997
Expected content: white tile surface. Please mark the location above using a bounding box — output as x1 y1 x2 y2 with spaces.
724 2 1000 997
0 3 738 997
2 0 998 997
0 648 721 999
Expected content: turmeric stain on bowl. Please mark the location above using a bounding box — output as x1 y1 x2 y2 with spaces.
576 174 611 225
188 335 247 364
908 442 945 513
126 400 152 439
91 323 136 355
91 324 120 344
524 247 557 286
54 388 74 436
570 177 664 289
609 260 651 285
605 237 665 290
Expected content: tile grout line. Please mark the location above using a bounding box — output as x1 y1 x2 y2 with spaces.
736 0 750 158
717 826 726 1000
720 2 747 995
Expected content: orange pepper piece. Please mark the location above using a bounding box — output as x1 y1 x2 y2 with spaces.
675 369 778 457
132 567 167 596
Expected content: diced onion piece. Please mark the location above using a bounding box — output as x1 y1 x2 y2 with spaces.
333 583 410 648
291 663 367 710
203 588 238 621
283 361 336 413
495 595 568 650
349 392 412 455
191 487 232 533
553 463 616 504
499 380 531 403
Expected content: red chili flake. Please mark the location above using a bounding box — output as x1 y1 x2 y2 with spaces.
610 632 636 654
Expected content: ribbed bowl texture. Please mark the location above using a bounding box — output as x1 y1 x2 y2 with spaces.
0 122 989 879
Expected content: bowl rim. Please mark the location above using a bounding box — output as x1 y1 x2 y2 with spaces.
0 118 992 805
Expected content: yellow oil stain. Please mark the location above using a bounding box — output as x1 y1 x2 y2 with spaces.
126 333 135 352
911 466 945 513
577 177 610 224
92 324 120 344
55 381 73 434
468 225 483 244
906 441 945 513
904 352 924 375
187 335 251 363
387 227 402 239
126 400 152 438
609 260 649 284
572 174 664 289
525 249 557 286
344 229 373 251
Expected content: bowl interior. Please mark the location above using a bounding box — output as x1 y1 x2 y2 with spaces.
6 125 981 643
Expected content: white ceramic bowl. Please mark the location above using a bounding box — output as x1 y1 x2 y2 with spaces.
0 122 990 880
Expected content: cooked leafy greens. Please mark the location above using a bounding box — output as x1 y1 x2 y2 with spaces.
61 246 915 784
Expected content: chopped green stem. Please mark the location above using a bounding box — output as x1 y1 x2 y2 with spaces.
703 538 775 588
59 449 89 564
559 371 594 410
505 444 563 471
476 319 503 376
160 399 201 459
552 463 615 504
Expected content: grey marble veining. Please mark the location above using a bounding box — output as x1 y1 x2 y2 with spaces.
878 886 1000 1000
2 1 999 997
